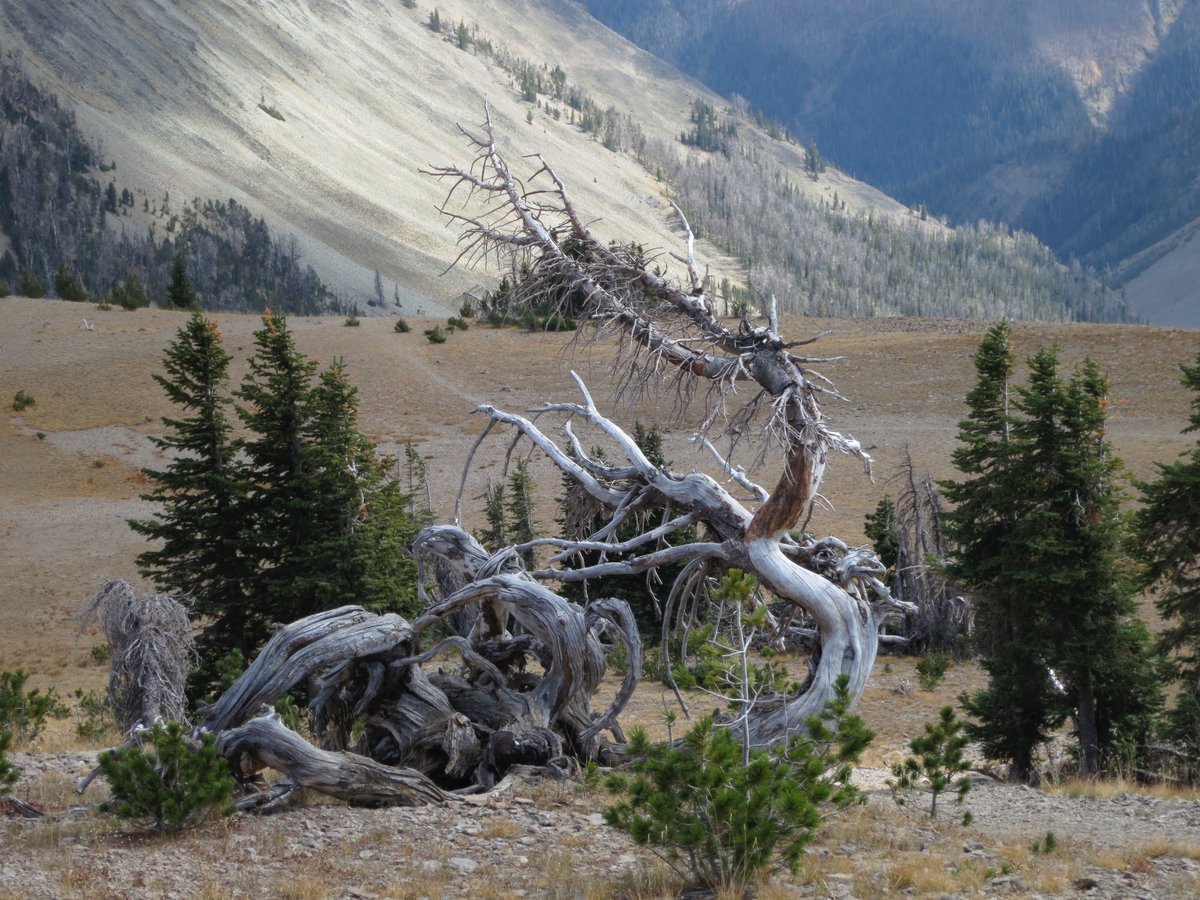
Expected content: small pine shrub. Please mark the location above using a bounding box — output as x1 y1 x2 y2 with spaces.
99 721 235 831
424 325 447 344
273 693 304 734
110 277 150 310
343 314 360 327
54 265 89 301
11 390 34 412
916 651 952 690
73 689 117 742
0 669 67 743
394 317 411 333
18 271 44 298
447 315 469 331
1032 831 1058 854
606 675 872 892
0 730 18 795
90 643 113 664
458 298 475 318
887 705 972 822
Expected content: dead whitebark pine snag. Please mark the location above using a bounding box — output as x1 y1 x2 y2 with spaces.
422 104 914 747
184 107 911 808
75 580 196 793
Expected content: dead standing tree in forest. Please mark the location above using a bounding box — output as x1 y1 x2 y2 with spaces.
194 108 911 807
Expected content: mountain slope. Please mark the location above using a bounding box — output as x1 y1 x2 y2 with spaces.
584 0 1200 326
1 0 749 313
0 0 1129 321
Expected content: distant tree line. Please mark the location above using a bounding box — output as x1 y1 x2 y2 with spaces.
0 57 341 314
581 0 1200 293
647 140 1130 321
446 18 1128 323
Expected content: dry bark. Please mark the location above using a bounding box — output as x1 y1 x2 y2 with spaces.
195 109 913 806
424 105 916 746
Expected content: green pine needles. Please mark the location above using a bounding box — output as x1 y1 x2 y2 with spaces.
131 311 421 697
99 721 235 831
888 705 972 823
605 675 872 892
0 730 19 796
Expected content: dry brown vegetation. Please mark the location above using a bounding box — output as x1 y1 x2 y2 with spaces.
2 296 1199 896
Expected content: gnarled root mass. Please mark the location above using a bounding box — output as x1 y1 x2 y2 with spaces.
200 555 641 804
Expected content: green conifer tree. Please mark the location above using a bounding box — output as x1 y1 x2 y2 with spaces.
946 328 1161 779
130 313 255 662
506 458 537 568
166 251 198 310
235 310 320 627
1131 352 1200 767
942 323 1060 782
298 361 419 617
1006 350 1159 774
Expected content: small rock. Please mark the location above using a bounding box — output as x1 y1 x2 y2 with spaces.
419 860 442 873
448 856 478 874
986 874 1023 893
586 813 606 827
358 849 376 860
1074 877 1100 892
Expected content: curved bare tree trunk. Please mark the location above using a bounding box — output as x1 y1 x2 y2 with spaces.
196 108 912 807
200 573 641 800
421 105 915 745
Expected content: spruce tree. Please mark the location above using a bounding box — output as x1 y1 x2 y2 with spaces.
506 458 537 568
942 323 1059 782
130 313 255 661
1132 353 1200 765
235 310 320 629
237 314 420 627
299 361 419 617
166 252 198 310
946 329 1161 779
1006 350 1158 774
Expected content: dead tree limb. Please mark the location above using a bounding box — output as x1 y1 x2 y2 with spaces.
78 580 195 734
425 105 916 746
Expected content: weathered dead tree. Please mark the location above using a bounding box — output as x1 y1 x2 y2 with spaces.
78 579 194 733
188 108 913 806
75 580 195 794
883 448 972 654
420 105 915 747
196 564 641 803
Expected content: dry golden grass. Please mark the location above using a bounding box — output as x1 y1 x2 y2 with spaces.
1109 837 1200 871
3 298 1200 898
1046 776 1200 802
6 299 1194 700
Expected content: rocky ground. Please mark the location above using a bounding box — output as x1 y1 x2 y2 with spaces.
4 750 1199 899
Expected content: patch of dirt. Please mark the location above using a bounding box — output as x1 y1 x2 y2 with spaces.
4 744 1199 898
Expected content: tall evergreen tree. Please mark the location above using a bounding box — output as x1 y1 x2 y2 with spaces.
129 313 254 659
133 310 421 696
1006 350 1159 774
943 323 1060 782
235 310 320 629
946 327 1161 779
297 360 419 617
1132 353 1200 767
